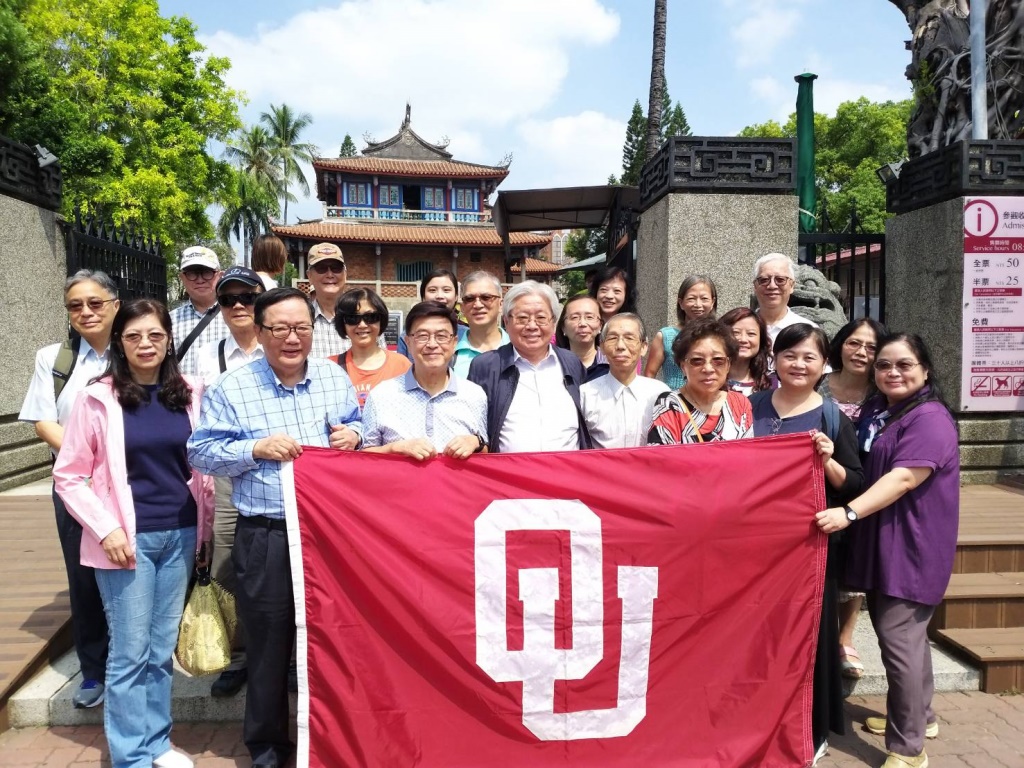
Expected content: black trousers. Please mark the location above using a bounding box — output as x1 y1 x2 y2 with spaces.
53 484 109 682
233 516 295 764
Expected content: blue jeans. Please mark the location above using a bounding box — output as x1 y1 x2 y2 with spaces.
95 527 196 768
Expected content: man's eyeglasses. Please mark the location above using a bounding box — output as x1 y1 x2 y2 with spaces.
603 333 642 346
343 312 382 326
754 275 792 288
182 268 216 282
260 323 314 339
510 313 553 328
311 262 345 275
567 313 600 324
121 331 168 345
409 330 455 345
462 293 499 306
843 339 877 354
873 360 921 373
66 298 117 314
217 292 259 308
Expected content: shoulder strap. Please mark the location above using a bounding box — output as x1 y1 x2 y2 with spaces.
335 351 348 369
217 338 228 374
175 305 219 362
822 396 841 442
52 336 81 403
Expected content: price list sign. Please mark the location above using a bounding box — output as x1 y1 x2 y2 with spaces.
962 197 1024 411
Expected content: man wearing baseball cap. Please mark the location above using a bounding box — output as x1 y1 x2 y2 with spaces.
306 242 385 358
170 245 229 375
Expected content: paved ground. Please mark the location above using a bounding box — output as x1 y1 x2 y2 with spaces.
1 692 1021 767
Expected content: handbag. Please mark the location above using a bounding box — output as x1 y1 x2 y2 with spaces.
175 565 233 676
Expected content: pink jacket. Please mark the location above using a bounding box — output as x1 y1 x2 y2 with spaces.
52 377 214 570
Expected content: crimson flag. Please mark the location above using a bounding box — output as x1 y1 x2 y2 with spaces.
284 433 826 767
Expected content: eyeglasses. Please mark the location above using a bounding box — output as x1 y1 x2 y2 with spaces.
311 261 345 274
684 356 730 369
566 313 600 324
217 292 259 308
462 293 500 306
510 313 553 327
66 297 117 314
121 331 168 345
409 330 455 345
260 323 314 339
843 339 878 354
603 333 642 346
873 360 921 373
182 268 216 282
754 275 792 287
343 312 382 326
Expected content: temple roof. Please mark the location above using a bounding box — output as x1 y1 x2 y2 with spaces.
509 257 562 275
362 103 453 160
312 156 509 180
271 221 550 248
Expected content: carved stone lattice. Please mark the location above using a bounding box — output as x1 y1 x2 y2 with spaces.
889 0 1024 157
638 137 795 210
789 264 848 339
0 134 62 211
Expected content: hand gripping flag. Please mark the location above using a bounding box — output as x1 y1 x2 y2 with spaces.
283 433 826 767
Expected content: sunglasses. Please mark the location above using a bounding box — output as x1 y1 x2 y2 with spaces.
311 261 345 274
66 297 117 313
343 312 382 326
217 292 259 308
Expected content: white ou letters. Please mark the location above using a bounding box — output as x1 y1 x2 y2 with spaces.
474 499 659 741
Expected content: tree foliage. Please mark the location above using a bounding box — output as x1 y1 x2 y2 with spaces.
339 134 358 157
737 97 913 233
260 103 315 224
621 100 647 186
217 166 278 268
2 0 242 247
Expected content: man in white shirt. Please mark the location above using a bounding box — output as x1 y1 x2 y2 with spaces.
752 253 818 348
19 269 120 709
581 314 670 448
195 266 265 699
468 280 591 453
170 245 229 376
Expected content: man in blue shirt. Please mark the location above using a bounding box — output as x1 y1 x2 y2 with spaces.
188 287 361 768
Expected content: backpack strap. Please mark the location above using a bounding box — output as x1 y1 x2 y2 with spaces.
217 338 228 374
822 396 841 443
51 336 81 404
175 305 219 363
335 351 348 370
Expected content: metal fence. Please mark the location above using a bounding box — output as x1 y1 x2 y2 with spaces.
799 206 886 323
63 208 166 302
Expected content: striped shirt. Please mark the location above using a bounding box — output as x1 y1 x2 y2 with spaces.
170 300 230 376
187 357 362 519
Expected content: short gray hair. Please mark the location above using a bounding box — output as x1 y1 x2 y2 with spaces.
461 270 503 295
602 312 648 343
752 253 795 281
64 269 118 298
503 280 561 321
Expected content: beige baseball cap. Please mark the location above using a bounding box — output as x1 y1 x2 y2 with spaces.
307 242 345 268
180 245 219 271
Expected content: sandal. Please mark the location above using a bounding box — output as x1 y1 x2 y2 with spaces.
840 645 865 679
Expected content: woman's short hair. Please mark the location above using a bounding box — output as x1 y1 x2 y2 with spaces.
675 275 718 325
107 299 191 411
876 332 951 410
587 266 637 314
502 280 561 322
773 323 830 360
405 300 459 335
419 269 459 299
251 235 288 275
829 318 887 370
333 287 390 338
672 317 738 365
254 287 313 327
719 307 772 391
65 269 118 298
555 295 601 349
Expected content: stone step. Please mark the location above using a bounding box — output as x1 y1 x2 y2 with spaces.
8 615 979 727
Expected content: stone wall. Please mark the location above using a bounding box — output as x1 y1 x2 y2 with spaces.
0 195 67 490
636 192 799 336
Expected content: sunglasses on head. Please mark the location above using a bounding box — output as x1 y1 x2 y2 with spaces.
343 312 382 326
217 292 259 307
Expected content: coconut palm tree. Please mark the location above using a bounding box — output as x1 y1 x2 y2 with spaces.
645 0 667 160
260 103 316 224
217 167 279 267
224 125 283 194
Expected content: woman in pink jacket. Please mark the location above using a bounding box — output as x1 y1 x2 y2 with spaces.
54 298 213 768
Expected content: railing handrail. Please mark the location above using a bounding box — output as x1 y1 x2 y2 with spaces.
323 205 490 224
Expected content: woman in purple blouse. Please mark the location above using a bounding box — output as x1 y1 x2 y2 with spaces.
815 333 959 768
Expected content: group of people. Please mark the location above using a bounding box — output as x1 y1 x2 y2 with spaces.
19 240 958 768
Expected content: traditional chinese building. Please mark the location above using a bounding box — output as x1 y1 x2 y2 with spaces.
272 106 552 309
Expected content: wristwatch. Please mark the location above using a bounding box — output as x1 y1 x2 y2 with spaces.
843 504 858 523
473 433 486 453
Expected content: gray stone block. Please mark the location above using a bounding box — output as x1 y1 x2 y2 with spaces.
959 443 1024 468
958 416 1024 443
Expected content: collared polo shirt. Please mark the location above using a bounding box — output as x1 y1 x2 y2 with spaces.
452 327 509 379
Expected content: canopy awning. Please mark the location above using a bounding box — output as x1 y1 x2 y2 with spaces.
554 252 607 273
492 185 640 248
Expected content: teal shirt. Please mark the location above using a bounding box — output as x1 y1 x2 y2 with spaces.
659 327 686 390
452 328 510 378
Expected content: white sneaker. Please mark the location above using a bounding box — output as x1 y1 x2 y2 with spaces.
812 740 828 766
153 748 194 768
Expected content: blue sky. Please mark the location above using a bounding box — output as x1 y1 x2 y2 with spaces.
158 0 914 225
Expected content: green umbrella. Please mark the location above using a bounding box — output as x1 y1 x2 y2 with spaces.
795 73 818 234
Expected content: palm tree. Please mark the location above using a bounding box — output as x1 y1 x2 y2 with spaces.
645 0 667 160
224 125 283 194
217 168 279 267
260 103 316 224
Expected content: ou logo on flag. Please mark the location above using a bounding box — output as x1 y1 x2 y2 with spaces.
474 499 659 741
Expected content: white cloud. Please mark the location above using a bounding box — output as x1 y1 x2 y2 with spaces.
747 74 910 124
727 0 809 68
515 111 624 189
